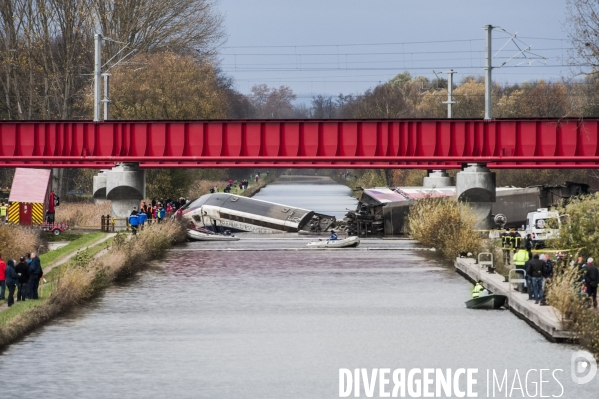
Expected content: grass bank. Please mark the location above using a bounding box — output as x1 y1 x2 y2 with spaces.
187 170 279 199
39 231 106 267
0 221 185 349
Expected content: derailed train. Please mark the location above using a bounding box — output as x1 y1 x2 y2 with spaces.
340 182 590 237
181 193 335 233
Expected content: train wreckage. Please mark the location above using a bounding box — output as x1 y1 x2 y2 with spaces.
336 182 589 237
181 182 589 238
181 193 335 234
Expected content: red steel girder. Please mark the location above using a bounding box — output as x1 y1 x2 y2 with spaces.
0 119 598 169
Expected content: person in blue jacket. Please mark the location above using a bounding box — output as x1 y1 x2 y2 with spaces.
129 212 139 235
5 259 18 307
329 230 338 241
137 211 147 230
28 252 43 300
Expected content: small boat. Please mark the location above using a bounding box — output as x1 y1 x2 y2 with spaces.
187 228 240 242
465 291 508 310
306 236 360 249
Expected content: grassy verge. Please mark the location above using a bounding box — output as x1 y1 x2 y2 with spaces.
43 237 115 282
45 232 85 242
0 221 185 349
39 232 106 267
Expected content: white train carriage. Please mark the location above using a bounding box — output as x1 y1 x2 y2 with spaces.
181 193 315 233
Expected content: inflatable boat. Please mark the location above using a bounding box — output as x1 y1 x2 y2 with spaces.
187 229 240 242
306 236 360 249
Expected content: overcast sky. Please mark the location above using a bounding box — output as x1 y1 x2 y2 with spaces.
216 0 574 101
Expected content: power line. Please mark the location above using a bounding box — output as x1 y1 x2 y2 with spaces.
220 35 566 50
220 65 576 73
220 47 572 57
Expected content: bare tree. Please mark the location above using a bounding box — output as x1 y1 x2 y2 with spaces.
248 84 296 118
93 0 225 60
566 0 599 71
0 0 225 121
311 95 336 119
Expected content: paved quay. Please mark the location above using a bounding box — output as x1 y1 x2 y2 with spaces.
454 257 574 342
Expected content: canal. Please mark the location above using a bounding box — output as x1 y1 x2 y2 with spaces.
0 177 596 397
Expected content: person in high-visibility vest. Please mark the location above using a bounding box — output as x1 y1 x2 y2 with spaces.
472 281 487 299
0 202 7 224
513 246 530 269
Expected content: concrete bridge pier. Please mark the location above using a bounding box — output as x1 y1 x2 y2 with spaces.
106 163 145 218
93 163 145 219
423 170 454 188
455 163 496 229
92 171 107 204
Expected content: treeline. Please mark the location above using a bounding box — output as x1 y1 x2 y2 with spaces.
249 72 599 120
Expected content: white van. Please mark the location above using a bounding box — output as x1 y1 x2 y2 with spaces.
525 208 566 245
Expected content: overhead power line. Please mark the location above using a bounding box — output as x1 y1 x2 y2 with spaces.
220 47 572 57
220 36 566 49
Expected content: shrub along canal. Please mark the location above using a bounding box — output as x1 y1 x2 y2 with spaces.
0 178 596 398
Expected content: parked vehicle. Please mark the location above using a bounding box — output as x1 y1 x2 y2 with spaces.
524 208 567 246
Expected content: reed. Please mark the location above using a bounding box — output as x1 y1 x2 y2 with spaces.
546 262 599 355
407 197 483 260
0 224 42 260
55 202 111 227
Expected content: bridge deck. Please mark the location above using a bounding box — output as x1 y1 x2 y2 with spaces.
1 118 598 168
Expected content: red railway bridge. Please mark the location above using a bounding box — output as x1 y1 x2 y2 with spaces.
0 118 598 169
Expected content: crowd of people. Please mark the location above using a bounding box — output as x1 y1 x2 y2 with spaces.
128 197 190 234
210 172 268 194
0 252 43 307
498 228 599 308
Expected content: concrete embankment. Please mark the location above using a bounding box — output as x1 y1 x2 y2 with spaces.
454 257 574 342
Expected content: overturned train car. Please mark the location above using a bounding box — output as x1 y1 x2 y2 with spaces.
340 182 590 237
181 193 334 233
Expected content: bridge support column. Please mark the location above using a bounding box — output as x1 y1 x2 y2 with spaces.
423 170 454 188
104 163 145 219
456 163 496 229
92 171 107 204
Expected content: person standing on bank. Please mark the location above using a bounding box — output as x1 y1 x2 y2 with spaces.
28 252 43 300
524 234 533 260
540 254 554 306
0 202 7 224
5 259 18 307
510 230 522 251
0 254 5 300
585 257 598 308
528 254 545 305
513 246 529 269
15 256 29 302
501 229 512 265
524 256 534 300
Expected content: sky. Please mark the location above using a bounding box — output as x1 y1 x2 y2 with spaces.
216 0 574 101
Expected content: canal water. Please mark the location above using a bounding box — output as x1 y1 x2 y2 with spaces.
0 179 597 398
